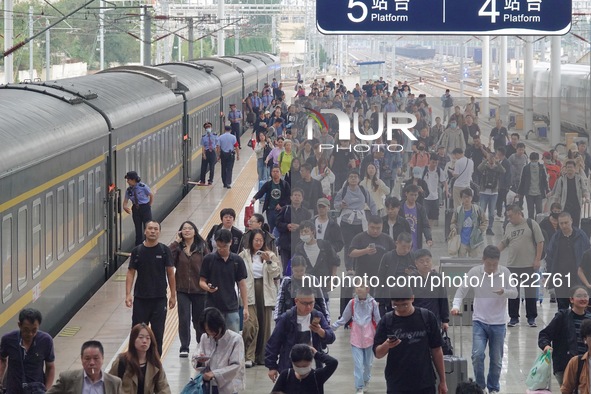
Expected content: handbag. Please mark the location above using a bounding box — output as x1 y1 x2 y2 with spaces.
244 203 254 228
441 330 453 356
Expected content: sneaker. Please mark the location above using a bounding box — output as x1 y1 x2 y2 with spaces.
196 181 207 186
179 350 189 358
245 360 254 368
355 389 364 394
507 318 519 327
486 229 495 236
528 318 537 327
489 391 500 394
495 215 504 222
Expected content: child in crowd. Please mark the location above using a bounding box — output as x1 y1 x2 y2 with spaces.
332 286 381 394
271 344 338 394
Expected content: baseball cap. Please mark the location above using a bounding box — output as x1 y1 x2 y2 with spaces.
542 151 552 159
125 171 139 181
264 110 271 114
317 198 330 207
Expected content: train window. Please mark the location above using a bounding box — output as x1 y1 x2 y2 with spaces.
17 206 27 290
57 186 65 258
125 148 131 176
67 180 75 251
135 143 141 178
155 132 161 179
78 175 85 243
95 167 102 231
165 128 170 170
32 199 41 279
45 192 54 267
87 171 94 236
130 146 136 173
142 140 148 181
154 134 158 183
2 215 12 301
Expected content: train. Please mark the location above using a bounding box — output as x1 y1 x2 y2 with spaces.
0 52 280 336
532 63 591 138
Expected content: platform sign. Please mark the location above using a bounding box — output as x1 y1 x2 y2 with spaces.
316 0 571 35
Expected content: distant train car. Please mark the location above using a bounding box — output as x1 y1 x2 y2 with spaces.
395 46 437 60
532 63 590 137
0 53 280 337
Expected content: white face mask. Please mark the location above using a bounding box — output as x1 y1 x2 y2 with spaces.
300 235 312 243
293 365 312 376
206 128 212 133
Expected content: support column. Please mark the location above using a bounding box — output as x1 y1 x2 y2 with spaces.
550 36 561 147
143 7 151 65
499 36 508 123
459 38 464 100
45 19 51 80
99 0 105 70
481 36 490 118
188 18 194 60
391 41 396 87
217 0 225 56
4 0 14 83
140 13 144 65
234 19 239 55
29 6 34 80
271 15 276 54
524 36 534 136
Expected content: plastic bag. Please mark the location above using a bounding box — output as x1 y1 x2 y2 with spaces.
525 351 552 390
180 374 204 394
448 233 461 256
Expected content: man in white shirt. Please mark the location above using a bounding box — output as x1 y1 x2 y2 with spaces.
451 148 474 208
422 154 448 226
451 245 517 394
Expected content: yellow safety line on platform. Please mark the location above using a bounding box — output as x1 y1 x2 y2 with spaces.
116 153 258 360
159 153 258 358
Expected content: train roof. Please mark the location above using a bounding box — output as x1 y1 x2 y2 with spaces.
188 58 242 86
57 72 181 129
156 62 221 100
0 85 109 177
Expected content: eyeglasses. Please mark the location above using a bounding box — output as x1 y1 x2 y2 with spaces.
297 300 315 307
317 224 322 234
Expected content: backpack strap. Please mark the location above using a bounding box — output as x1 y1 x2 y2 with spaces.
117 355 127 379
574 355 584 394
418 307 432 334
526 218 545 259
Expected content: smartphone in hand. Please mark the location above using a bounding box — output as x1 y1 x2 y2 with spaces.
387 334 398 342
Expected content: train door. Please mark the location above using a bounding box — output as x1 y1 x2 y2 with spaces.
107 143 123 277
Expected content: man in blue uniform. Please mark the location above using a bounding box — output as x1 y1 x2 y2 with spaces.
219 125 240 189
123 171 154 246
197 121 218 186
228 104 243 150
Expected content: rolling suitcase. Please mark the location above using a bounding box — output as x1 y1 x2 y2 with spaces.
441 315 468 393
